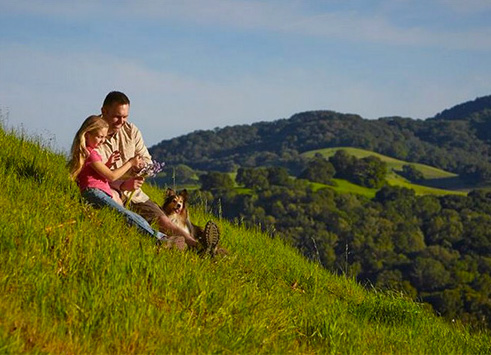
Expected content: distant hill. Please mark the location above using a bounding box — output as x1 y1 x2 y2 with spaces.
302 147 467 196
150 95 491 185
146 99 491 329
432 95 491 144
302 147 457 179
434 95 491 121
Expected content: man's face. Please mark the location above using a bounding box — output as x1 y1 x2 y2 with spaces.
101 102 129 134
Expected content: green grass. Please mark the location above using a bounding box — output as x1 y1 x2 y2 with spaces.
0 126 489 354
302 147 467 196
310 179 377 198
303 147 457 179
309 175 465 199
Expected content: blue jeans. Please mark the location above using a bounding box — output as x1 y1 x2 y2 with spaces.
81 188 166 241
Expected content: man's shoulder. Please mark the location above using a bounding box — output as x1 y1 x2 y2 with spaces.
122 121 142 136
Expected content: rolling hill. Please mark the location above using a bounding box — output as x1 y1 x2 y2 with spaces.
301 147 457 179
1 113 490 353
149 95 491 188
301 146 467 196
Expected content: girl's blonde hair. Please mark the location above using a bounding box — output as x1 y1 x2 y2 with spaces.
67 115 109 180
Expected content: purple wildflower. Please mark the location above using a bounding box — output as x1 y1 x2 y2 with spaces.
124 160 165 208
138 160 165 178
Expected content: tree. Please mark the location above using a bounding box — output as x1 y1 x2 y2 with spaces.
329 150 356 179
352 156 387 188
265 166 291 186
236 167 270 189
392 223 426 254
298 153 335 184
375 185 416 204
199 171 234 191
411 257 451 291
425 209 464 246
414 195 441 220
400 164 424 181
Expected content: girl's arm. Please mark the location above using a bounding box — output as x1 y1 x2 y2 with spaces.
90 155 143 182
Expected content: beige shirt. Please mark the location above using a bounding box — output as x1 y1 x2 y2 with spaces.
96 121 153 204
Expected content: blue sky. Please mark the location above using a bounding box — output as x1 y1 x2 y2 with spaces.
1 0 491 152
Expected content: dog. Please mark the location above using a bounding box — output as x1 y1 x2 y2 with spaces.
161 188 222 256
161 188 201 237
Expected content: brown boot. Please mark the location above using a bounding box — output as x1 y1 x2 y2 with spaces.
202 221 220 257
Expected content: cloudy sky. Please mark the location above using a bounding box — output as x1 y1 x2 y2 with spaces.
1 0 491 152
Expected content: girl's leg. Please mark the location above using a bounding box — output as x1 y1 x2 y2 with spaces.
82 188 166 241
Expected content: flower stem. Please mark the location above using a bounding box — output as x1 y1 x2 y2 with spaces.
124 190 136 208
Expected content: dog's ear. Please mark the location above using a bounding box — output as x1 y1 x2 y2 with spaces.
166 188 175 197
180 189 188 201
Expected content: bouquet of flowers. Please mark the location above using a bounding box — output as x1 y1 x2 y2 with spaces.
137 160 165 178
125 160 165 207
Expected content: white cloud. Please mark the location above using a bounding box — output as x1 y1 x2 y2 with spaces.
123 1 491 50
1 1 490 154
2 39 489 153
4 0 491 50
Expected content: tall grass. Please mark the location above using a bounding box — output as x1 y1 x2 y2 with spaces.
0 126 490 354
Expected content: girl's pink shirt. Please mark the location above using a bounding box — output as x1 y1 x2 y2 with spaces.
77 148 113 197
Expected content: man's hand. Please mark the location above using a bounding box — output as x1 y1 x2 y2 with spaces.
121 176 145 192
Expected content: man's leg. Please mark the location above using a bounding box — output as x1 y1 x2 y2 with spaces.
131 199 199 248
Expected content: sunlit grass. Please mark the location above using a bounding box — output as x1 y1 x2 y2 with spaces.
301 146 468 196
0 125 489 354
303 146 457 179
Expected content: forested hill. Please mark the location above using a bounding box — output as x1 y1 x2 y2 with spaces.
434 95 491 123
149 95 491 182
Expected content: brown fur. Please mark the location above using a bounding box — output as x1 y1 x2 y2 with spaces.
161 188 204 239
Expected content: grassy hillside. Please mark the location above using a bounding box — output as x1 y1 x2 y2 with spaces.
1 127 490 354
302 147 468 196
303 147 456 178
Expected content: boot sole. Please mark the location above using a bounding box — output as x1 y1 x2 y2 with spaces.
203 221 220 257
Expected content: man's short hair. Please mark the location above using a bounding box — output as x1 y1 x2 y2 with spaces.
103 91 130 107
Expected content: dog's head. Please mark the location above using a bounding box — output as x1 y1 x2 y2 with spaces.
162 188 188 216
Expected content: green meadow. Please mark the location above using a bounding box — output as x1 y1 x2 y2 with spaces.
302 147 457 179
0 126 489 354
302 147 467 197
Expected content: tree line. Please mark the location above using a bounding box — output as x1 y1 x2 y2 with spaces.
148 95 491 328
150 96 491 185
192 165 491 329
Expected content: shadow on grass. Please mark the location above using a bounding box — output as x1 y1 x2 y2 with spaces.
416 176 490 192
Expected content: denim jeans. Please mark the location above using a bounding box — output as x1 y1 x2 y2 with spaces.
81 188 166 241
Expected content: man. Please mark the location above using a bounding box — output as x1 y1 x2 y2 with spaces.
97 91 219 254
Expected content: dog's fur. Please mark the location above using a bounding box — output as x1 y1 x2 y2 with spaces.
161 188 204 239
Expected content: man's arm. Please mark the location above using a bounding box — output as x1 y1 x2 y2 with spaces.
115 124 151 194
132 124 152 165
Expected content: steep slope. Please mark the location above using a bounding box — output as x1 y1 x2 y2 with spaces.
1 125 490 353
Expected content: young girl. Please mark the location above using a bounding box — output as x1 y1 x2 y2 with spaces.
68 115 169 243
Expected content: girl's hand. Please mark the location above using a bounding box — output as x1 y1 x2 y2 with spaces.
107 151 121 166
